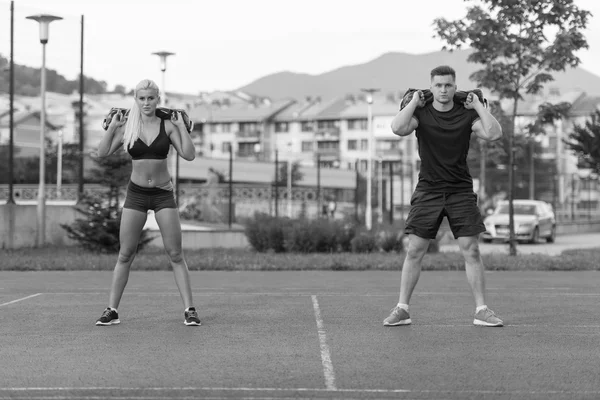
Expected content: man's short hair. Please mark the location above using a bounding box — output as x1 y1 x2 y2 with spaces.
430 65 456 81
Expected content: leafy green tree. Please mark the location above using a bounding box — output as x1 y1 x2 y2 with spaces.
434 0 591 255
0 53 112 95
564 110 600 174
61 149 153 253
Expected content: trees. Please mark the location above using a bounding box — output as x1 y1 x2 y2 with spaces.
434 0 591 255
61 150 153 253
564 110 600 174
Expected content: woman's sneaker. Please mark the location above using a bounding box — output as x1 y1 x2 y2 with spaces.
383 306 412 326
473 307 503 327
96 308 120 326
184 307 201 326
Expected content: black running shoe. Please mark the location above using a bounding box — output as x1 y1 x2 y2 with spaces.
184 307 201 326
96 308 120 326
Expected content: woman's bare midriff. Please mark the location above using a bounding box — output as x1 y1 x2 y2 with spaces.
130 159 172 187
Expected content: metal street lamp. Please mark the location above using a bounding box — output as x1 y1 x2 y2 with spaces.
27 13 62 247
56 129 63 199
151 51 178 202
361 88 380 230
378 157 383 224
287 141 293 218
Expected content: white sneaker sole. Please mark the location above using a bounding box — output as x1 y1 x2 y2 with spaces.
383 318 412 326
184 320 201 326
96 319 120 326
473 319 503 327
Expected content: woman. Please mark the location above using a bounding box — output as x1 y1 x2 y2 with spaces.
95 79 200 326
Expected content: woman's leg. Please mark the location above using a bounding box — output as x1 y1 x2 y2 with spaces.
107 208 148 309
154 207 194 309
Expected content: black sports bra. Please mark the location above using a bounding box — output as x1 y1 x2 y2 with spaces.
127 119 171 160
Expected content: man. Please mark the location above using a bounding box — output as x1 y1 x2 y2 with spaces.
385 65 504 327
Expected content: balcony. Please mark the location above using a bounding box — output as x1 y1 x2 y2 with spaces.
377 148 402 158
236 130 261 142
314 147 340 161
315 127 340 140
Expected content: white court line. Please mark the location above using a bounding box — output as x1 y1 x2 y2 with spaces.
0 293 42 307
0 387 409 393
44 291 600 297
311 295 337 391
2 387 600 395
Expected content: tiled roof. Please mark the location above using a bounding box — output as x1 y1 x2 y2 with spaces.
188 99 296 123
271 101 313 121
570 95 600 116
340 97 399 119
273 97 350 122
0 110 61 130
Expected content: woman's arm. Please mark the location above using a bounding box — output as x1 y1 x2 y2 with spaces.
97 112 126 157
167 112 195 161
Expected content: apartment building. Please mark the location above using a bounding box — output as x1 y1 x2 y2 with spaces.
508 89 600 210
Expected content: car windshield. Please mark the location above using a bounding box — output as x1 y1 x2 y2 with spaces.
496 204 537 215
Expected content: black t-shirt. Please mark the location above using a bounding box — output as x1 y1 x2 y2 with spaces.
412 103 480 193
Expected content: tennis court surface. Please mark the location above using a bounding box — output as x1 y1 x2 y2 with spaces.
1 270 599 399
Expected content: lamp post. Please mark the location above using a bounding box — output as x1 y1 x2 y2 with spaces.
27 13 62 247
56 129 63 199
287 141 293 218
151 51 177 202
361 88 379 230
378 157 383 225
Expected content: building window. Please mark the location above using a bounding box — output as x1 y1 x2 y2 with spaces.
209 124 217 133
222 123 231 133
239 122 258 132
360 139 368 151
222 142 231 153
301 141 314 152
348 119 368 130
317 141 339 151
301 121 314 132
317 120 338 129
347 139 357 150
275 122 289 133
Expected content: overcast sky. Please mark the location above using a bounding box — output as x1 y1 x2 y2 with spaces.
1 0 599 95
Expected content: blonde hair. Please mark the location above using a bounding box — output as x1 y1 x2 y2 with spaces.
122 79 160 150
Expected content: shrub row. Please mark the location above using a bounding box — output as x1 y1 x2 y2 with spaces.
244 213 419 253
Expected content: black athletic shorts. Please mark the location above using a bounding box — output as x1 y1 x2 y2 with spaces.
123 180 177 213
404 190 485 239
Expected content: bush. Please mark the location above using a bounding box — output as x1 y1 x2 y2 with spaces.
427 237 440 253
60 191 154 253
244 213 286 252
338 222 358 252
284 219 317 253
351 232 378 253
245 214 357 253
378 231 404 253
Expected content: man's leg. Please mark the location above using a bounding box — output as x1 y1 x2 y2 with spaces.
398 234 432 305
447 192 503 327
384 191 444 326
457 236 486 308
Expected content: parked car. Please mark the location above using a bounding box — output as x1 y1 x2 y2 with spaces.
482 200 556 244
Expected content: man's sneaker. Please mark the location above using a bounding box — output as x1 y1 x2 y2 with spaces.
184 307 201 326
473 307 503 327
383 306 412 326
96 308 120 326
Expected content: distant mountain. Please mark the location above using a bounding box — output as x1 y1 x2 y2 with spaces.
237 49 600 100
